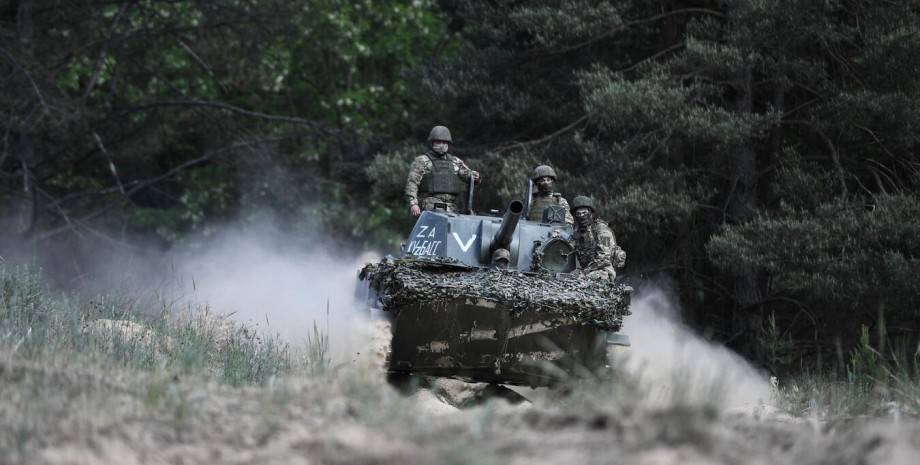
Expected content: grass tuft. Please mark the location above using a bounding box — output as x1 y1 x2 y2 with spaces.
0 264 300 387
774 324 920 418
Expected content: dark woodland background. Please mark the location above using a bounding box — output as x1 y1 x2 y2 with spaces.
2 0 919 373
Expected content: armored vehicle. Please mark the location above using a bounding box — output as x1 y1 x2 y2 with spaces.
358 196 632 388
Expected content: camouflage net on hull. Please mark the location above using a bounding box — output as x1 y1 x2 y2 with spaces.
359 257 632 331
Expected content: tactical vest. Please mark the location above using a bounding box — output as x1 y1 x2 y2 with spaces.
527 192 563 221
574 220 609 267
574 226 597 266
420 153 466 196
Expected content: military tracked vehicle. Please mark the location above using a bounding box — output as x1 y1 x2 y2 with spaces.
357 195 632 388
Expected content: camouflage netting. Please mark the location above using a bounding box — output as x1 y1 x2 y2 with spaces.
359 257 632 331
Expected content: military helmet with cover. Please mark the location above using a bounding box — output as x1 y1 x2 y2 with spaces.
570 195 595 213
427 125 452 143
531 165 557 182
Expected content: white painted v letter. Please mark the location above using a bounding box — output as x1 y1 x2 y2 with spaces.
452 233 477 252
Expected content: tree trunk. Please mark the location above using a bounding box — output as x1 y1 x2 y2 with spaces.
5 0 37 236
725 49 765 355
763 80 785 207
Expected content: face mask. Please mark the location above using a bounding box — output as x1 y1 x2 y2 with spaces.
432 142 449 154
535 178 553 193
574 209 592 226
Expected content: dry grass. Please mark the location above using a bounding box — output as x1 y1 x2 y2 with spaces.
2 264 920 464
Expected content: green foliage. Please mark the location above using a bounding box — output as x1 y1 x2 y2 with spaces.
218 334 287 387
761 312 794 374
579 68 774 153
400 0 920 362
768 153 841 210
708 194 920 332
605 178 700 236
6 0 920 366
368 143 418 202
0 265 75 360
2 0 453 249
305 320 331 376
282 0 455 137
775 324 920 417
847 325 880 396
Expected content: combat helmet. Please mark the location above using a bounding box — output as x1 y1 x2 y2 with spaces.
570 195 595 213
531 165 557 182
427 125 452 143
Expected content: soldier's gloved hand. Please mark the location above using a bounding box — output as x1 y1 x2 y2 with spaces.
471 171 481 183
410 205 421 217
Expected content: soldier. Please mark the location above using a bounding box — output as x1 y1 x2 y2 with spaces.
526 165 574 225
405 125 481 217
491 248 511 269
569 196 626 281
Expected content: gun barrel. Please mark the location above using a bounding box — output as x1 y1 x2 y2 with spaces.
491 200 524 253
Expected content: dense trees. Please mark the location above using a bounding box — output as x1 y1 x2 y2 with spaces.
377 0 920 367
3 1 919 367
1 0 451 251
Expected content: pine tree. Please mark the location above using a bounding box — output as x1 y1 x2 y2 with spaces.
404 0 920 362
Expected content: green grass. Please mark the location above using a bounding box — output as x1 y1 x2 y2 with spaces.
0 264 327 387
773 325 920 418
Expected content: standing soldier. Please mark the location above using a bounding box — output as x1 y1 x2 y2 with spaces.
569 196 626 281
405 125 481 217
526 165 574 225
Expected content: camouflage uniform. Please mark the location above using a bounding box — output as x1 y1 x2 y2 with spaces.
572 218 625 281
526 165 573 224
405 150 476 213
527 192 574 225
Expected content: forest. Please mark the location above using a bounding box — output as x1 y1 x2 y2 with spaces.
2 0 920 373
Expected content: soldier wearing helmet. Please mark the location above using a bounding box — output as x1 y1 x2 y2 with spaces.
569 196 626 281
526 165 574 225
405 125 481 217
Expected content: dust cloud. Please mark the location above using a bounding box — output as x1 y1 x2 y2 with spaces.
0 219 382 366
610 287 774 409
3 218 775 405
167 226 380 365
